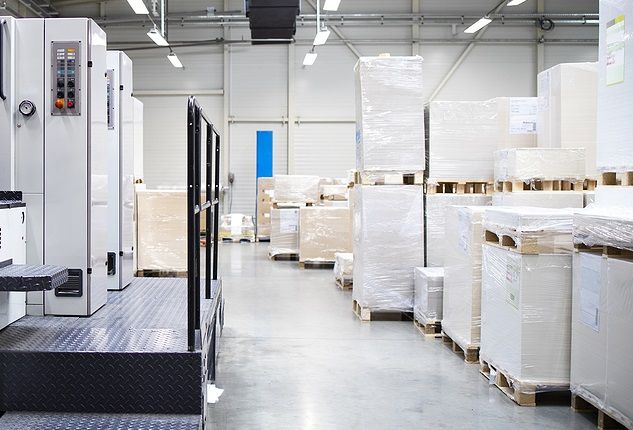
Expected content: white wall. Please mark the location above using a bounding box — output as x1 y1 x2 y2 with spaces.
62 0 598 216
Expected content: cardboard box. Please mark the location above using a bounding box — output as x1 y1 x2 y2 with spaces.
257 177 274 238
299 206 352 262
355 56 425 171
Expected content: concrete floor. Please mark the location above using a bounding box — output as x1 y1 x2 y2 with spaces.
208 243 597 430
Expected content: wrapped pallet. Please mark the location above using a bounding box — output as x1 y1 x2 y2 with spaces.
354 56 425 172
597 1 633 173
136 190 186 272
492 191 584 209
334 252 354 288
442 206 486 357
428 98 537 182
425 194 491 267
414 267 444 325
321 184 349 201
299 206 352 263
269 208 299 257
352 186 424 313
494 148 586 182
219 214 255 242
273 175 320 204
257 177 274 239
537 62 598 177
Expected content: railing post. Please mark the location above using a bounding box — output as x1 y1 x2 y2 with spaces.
186 97 196 352
213 133 221 281
205 124 213 299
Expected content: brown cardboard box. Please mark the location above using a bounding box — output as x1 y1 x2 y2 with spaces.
257 177 274 238
299 206 352 263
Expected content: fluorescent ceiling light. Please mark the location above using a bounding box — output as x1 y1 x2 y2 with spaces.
126 0 149 14
303 52 318 66
167 52 183 68
147 28 169 46
313 29 331 46
464 17 492 33
323 0 341 11
507 0 528 5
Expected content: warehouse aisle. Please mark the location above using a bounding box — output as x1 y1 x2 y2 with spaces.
208 243 594 430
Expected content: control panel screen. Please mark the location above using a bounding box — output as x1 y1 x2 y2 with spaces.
51 41 81 116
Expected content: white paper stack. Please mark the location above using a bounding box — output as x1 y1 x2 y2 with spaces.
494 148 586 182
492 191 584 209
425 194 491 267
537 62 598 178
414 267 445 324
352 186 424 312
334 252 354 284
354 56 425 172
597 1 633 173
269 208 299 257
442 206 486 350
273 175 320 204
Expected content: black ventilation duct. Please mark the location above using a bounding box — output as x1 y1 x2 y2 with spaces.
245 0 301 44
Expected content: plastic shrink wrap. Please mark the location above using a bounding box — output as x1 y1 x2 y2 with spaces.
299 206 352 263
597 0 633 172
481 244 573 391
483 207 576 254
595 185 633 209
354 56 425 172
321 185 349 201
273 175 320 204
493 191 584 209
428 98 536 182
537 63 598 177
136 190 187 271
494 148 586 182
414 267 444 324
573 207 633 252
219 214 255 242
442 206 486 350
352 186 424 312
257 177 274 238
425 194 491 267
269 208 300 257
583 192 595 208
334 252 354 284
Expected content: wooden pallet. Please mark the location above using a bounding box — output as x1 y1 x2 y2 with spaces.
352 299 413 322
479 359 569 407
135 269 187 278
221 237 255 243
585 178 599 191
600 171 633 187
426 180 493 195
413 318 442 338
495 179 584 193
272 201 315 209
335 277 353 290
571 393 629 430
441 332 479 364
484 230 572 255
299 260 335 269
269 253 299 261
354 170 424 186
575 244 633 259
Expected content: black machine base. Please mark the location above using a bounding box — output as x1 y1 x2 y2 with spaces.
0 277 223 426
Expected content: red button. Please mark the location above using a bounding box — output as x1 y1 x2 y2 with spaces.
55 98 65 109
67 100 75 109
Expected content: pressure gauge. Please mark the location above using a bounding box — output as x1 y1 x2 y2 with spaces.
19 100 36 117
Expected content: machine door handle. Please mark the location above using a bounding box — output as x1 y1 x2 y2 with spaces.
0 20 7 101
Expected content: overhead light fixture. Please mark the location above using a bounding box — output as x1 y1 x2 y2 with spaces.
126 0 149 14
303 52 318 66
464 17 492 33
507 0 528 5
147 27 169 46
323 0 341 11
313 28 331 46
167 52 183 68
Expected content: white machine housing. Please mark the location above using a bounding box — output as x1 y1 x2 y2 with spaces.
0 202 27 330
0 17 108 316
106 51 134 291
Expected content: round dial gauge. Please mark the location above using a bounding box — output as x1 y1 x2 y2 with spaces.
19 100 36 117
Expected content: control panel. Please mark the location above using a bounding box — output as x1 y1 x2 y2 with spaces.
51 41 81 116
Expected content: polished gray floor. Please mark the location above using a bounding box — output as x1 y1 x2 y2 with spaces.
208 243 596 429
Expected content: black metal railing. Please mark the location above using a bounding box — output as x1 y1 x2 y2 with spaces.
187 96 221 352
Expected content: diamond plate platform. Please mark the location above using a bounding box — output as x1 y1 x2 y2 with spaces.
0 412 201 430
0 277 223 419
0 262 68 292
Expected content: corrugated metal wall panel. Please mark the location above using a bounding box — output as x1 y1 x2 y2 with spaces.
293 123 355 178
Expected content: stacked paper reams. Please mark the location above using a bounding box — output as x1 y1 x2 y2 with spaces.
480 207 576 406
352 55 425 321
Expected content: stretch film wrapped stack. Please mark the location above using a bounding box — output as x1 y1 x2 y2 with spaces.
494 148 586 183
354 56 425 172
414 267 444 325
492 191 584 209
537 62 598 177
481 207 576 396
273 175 320 204
219 214 255 242
426 194 491 267
597 0 633 173
442 206 486 351
352 186 424 312
428 98 537 182
299 206 352 263
334 252 354 286
269 208 299 257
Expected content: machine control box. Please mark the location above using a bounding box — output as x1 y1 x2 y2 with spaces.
51 41 81 116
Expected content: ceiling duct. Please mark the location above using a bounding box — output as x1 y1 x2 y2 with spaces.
245 0 301 44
